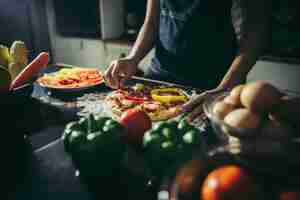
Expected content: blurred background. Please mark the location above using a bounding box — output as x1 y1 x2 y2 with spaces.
0 0 299 94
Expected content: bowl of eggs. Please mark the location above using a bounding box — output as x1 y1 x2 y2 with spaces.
203 81 299 149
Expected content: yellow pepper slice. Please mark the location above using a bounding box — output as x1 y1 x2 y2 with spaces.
151 88 188 103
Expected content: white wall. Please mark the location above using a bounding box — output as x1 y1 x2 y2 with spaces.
45 0 153 71
46 0 106 69
248 60 300 95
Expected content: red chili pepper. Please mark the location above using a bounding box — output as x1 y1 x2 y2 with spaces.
123 95 146 103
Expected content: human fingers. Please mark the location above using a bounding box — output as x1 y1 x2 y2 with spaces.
186 105 204 122
111 61 122 88
182 93 207 112
104 61 117 89
119 65 136 88
104 64 113 87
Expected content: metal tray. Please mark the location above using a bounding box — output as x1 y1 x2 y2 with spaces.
36 65 106 96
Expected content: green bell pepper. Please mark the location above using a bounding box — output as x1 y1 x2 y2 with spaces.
143 120 205 176
62 114 125 178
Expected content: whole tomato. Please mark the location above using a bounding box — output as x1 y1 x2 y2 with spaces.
120 108 152 146
201 165 260 200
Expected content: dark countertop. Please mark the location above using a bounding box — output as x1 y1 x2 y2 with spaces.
14 137 157 200
5 73 300 200
7 82 158 200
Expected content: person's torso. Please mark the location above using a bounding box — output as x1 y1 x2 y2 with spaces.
152 0 237 89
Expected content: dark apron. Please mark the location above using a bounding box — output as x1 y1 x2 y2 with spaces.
147 0 237 89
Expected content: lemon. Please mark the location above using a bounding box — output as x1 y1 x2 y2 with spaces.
0 45 11 68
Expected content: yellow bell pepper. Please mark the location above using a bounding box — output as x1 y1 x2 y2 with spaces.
151 88 188 103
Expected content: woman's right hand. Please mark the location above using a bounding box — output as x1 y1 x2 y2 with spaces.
104 57 138 89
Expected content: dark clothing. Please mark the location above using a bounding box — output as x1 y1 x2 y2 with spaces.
148 0 237 89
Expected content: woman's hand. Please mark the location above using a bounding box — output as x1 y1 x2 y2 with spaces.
182 88 226 122
104 57 138 89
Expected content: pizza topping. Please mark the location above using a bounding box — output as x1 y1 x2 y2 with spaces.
151 88 188 103
132 83 145 92
142 102 161 111
124 95 148 103
106 85 190 121
118 89 151 101
120 99 136 108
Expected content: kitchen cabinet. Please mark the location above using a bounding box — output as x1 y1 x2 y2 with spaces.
46 0 152 73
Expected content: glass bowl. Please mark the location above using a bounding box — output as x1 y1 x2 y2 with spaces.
202 91 261 141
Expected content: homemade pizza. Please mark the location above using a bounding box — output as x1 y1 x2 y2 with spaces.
104 83 190 121
37 67 103 89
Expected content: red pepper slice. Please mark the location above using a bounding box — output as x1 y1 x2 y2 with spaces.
123 95 146 103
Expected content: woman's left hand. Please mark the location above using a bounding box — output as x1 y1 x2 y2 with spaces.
182 88 225 122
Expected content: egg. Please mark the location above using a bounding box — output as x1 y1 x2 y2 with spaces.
213 100 236 120
224 108 261 137
240 81 283 113
213 101 235 120
261 118 294 141
224 85 244 107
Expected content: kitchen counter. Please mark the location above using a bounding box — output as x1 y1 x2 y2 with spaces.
7 70 300 200
8 81 158 200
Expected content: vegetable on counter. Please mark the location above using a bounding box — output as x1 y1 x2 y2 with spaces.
201 165 261 200
120 108 152 147
0 41 30 81
10 52 49 90
0 45 11 68
143 119 205 175
62 114 125 178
